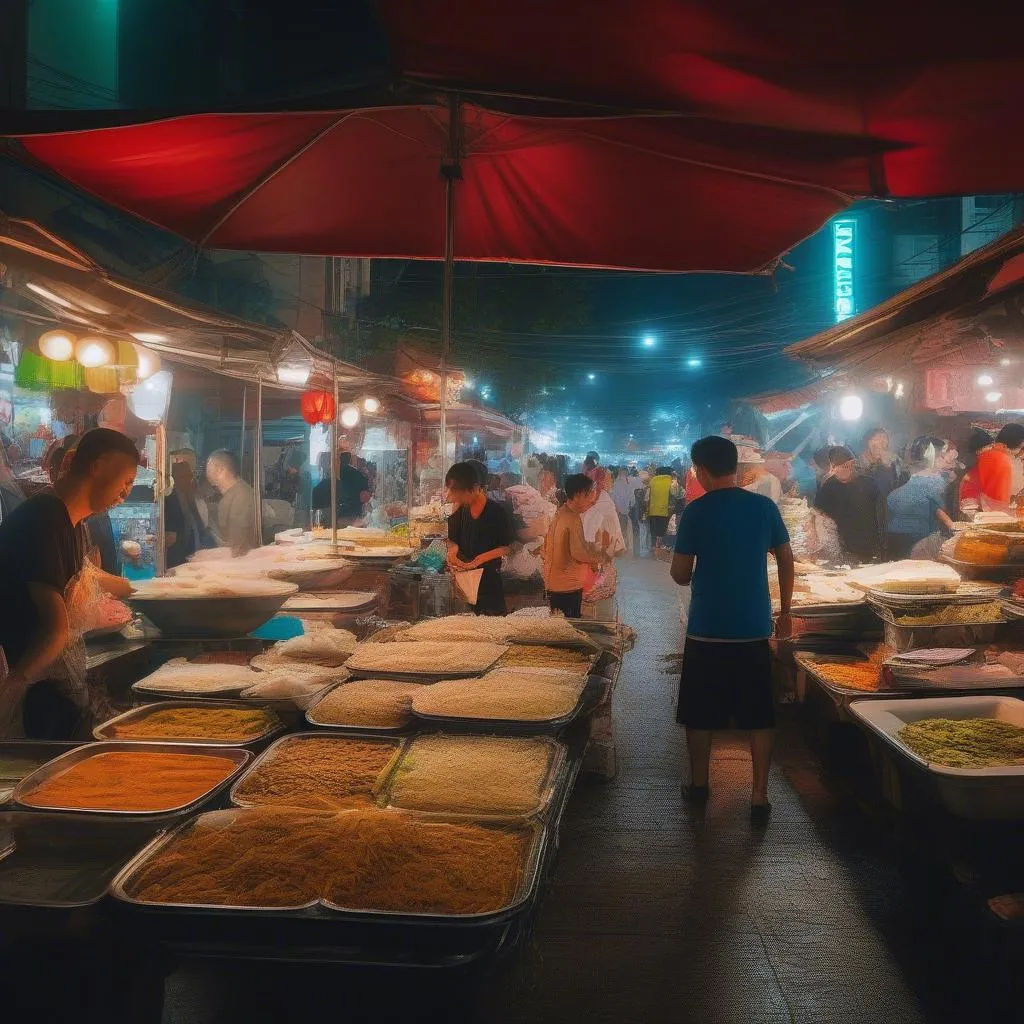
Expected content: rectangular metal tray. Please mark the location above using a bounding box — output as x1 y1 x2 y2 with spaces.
375 734 569 822
94 700 287 750
110 807 547 931
304 681 425 734
410 673 601 736
0 811 163 909
14 741 252 819
346 664 501 682
319 815 547 926
850 694 1024 820
229 731 405 809
794 652 897 708
0 741 85 804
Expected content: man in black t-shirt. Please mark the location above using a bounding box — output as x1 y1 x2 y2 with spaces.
814 446 883 563
445 461 513 616
0 428 139 737
311 451 371 525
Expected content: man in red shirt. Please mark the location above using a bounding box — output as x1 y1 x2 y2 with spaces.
976 424 1024 510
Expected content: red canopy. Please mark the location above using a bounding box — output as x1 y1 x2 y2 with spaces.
11 0 1024 272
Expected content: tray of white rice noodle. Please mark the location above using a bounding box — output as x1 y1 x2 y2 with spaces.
129 578 298 637
249 629 359 670
770 571 865 615
281 591 379 614
132 659 268 698
844 560 962 595
306 679 424 732
376 734 568 820
345 641 509 681
176 549 353 591
410 668 592 733
392 613 596 649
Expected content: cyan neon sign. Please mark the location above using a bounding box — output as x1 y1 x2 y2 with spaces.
833 219 856 322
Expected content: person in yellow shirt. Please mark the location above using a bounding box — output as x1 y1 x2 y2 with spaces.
646 466 675 552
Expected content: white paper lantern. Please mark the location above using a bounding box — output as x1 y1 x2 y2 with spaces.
38 330 76 361
75 335 115 368
128 369 173 423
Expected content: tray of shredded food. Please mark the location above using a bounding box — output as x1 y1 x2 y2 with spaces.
0 811 161 910
344 640 509 681
229 733 404 811
410 668 592 733
376 734 568 820
305 678 424 732
850 695 1024 819
111 805 546 927
94 702 286 749
14 742 252 818
794 650 898 703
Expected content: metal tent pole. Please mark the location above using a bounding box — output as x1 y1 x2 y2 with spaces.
253 376 263 549
439 94 461 482
331 358 339 550
239 386 247 463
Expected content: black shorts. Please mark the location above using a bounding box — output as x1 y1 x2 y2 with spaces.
676 637 775 730
648 515 669 539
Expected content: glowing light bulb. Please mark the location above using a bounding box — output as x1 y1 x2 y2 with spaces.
38 330 75 361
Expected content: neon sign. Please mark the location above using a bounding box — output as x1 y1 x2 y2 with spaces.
833 219 856 322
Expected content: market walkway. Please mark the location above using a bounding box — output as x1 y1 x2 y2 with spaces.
163 558 953 1024
484 557 947 1024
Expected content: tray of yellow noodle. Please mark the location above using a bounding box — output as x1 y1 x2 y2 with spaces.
377 735 568 820
410 668 593 734
850 695 1024 819
111 805 547 940
94 701 285 750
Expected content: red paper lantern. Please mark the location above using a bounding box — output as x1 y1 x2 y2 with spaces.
300 390 335 425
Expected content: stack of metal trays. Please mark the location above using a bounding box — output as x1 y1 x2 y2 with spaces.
109 809 549 959
0 811 159 910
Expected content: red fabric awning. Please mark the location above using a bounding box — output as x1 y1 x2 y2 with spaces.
14 106 859 272
10 1 1024 271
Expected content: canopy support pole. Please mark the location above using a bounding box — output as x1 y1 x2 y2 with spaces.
253 376 263 549
239 386 247 463
439 94 462 483
331 358 339 550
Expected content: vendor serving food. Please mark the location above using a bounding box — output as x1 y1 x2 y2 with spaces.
0 428 138 738
445 461 514 616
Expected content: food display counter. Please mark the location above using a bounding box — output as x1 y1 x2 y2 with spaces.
0 603 627 990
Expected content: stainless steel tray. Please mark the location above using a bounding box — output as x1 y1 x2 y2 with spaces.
111 806 547 930
410 673 601 736
110 808 321 913
375 734 569 822
320 816 546 925
304 681 425 734
94 700 287 750
14 741 252 819
850 695 1024 820
0 811 163 909
229 731 405 809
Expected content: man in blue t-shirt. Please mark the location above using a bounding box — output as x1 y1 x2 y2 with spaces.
670 435 794 827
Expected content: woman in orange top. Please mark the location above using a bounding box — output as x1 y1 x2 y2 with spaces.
976 424 1024 510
